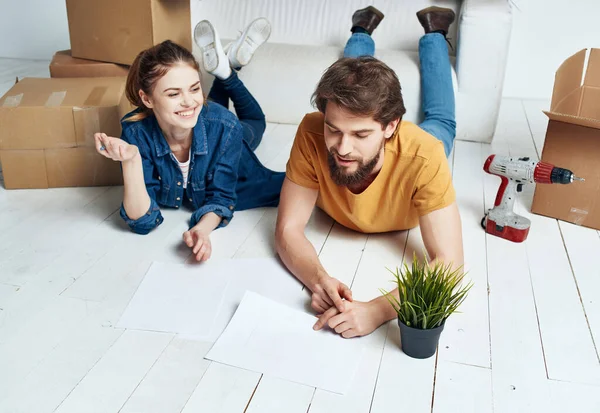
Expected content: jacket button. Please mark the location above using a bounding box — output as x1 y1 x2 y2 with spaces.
158 176 161 180
229 205 234 210
176 197 181 201
189 198 193 202
177 182 181 186
223 219 229 225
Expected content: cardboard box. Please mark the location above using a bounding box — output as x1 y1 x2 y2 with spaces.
0 77 132 150
0 77 134 189
66 0 192 65
531 48 600 230
0 148 123 189
50 50 130 78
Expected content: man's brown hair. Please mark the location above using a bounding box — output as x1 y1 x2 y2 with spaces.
311 56 406 128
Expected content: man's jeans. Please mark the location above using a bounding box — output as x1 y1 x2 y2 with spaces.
344 32 456 157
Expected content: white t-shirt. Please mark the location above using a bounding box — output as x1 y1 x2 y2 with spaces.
176 150 191 188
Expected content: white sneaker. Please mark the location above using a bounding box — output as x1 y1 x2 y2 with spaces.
193 20 231 79
227 17 272 69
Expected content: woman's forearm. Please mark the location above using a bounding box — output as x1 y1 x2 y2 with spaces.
122 150 151 220
192 211 222 234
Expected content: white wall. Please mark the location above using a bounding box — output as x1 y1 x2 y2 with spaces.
1 0 599 99
0 0 70 59
503 0 600 99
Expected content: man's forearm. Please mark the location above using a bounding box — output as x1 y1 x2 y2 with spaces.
275 228 328 291
372 288 400 322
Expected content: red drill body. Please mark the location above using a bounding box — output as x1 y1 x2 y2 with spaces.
482 155 583 243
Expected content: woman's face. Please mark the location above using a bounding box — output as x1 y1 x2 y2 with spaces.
141 62 204 132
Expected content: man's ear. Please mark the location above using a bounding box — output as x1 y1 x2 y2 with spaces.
139 89 153 109
384 118 400 139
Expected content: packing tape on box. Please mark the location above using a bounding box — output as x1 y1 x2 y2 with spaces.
568 207 589 226
73 107 101 145
84 87 108 107
2 93 23 107
45 91 67 107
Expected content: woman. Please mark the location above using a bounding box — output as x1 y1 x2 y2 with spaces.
95 18 284 262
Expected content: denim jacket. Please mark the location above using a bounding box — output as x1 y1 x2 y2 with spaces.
119 102 284 235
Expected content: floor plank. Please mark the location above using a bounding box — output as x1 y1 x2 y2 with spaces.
559 222 600 364
245 376 314 413
54 330 173 413
432 362 492 413
0 296 100 397
181 363 261 413
484 100 551 411
120 338 213 413
439 140 490 368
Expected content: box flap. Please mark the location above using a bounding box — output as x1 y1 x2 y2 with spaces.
584 48 600 87
553 87 582 117
580 86 600 121
0 77 127 109
551 49 587 111
544 110 600 130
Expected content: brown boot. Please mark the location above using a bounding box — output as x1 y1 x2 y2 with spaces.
351 6 385 35
416 6 455 36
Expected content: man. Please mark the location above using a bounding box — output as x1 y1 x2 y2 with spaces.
275 6 464 338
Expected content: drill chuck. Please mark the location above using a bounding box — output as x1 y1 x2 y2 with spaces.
551 167 584 184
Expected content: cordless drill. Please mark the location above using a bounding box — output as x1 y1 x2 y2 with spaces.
482 155 584 243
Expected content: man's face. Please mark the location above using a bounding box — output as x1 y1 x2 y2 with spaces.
323 102 396 187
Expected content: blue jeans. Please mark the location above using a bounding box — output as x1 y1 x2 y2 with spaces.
343 33 456 157
208 71 266 151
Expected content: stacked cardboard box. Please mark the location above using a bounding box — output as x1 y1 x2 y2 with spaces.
0 78 134 189
532 48 600 231
0 0 192 189
66 0 191 65
49 50 130 78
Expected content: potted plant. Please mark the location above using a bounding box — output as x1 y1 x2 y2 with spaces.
380 254 472 359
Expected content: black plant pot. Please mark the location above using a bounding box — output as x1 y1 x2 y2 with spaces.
398 319 445 359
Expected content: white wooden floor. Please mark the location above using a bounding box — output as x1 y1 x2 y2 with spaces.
1 58 600 413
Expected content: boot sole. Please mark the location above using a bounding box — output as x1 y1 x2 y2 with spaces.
364 5 385 20
416 6 456 21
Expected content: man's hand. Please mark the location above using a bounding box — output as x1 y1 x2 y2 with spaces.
311 275 353 313
313 300 385 338
183 227 212 262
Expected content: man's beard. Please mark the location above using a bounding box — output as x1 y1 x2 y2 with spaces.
327 148 381 187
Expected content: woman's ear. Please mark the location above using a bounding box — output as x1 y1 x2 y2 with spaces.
139 89 153 109
384 118 400 139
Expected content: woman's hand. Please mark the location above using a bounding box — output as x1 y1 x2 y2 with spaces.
95 132 139 162
183 227 213 262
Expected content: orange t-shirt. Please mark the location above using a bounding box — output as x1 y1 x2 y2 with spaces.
285 112 456 233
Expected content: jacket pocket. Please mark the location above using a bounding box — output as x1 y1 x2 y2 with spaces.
158 184 171 205
190 180 206 205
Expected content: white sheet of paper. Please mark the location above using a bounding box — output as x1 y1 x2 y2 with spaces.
116 261 229 339
205 291 365 394
205 258 310 341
